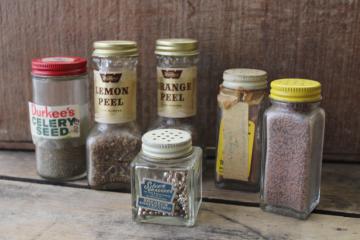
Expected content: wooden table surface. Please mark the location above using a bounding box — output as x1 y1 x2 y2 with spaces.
0 151 359 240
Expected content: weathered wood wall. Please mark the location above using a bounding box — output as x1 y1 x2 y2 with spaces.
0 0 359 160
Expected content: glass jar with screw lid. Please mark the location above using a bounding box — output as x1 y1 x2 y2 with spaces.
150 38 200 146
30 57 89 181
87 41 141 190
131 129 202 227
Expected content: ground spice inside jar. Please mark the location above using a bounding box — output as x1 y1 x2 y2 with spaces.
261 78 325 219
36 143 86 180
87 131 141 190
263 111 313 212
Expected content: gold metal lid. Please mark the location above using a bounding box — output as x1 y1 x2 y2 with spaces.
93 40 138 57
155 38 199 56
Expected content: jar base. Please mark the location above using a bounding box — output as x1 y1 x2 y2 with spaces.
215 179 259 192
89 182 131 192
260 199 319 220
38 171 86 182
132 209 196 227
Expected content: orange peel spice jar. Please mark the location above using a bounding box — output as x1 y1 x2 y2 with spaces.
215 69 268 192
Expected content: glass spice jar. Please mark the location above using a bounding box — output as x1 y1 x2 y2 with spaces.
150 39 200 146
30 57 89 181
87 41 141 190
215 69 268 192
131 129 202 227
261 79 325 219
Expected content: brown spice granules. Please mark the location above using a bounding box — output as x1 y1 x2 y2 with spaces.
263 112 312 212
36 143 86 180
87 134 141 190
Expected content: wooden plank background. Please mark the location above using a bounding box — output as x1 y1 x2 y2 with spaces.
0 0 359 159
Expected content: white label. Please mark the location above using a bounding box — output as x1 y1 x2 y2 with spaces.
157 66 197 118
29 102 81 139
94 70 136 124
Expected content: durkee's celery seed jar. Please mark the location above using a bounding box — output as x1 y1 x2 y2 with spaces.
30 57 89 181
216 69 268 192
131 129 202 227
87 41 141 190
261 79 325 219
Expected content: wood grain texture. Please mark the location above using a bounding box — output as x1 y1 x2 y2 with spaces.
0 0 359 159
0 150 359 214
0 180 359 240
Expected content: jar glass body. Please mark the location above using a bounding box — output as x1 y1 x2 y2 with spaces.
87 56 141 190
31 74 89 180
151 55 199 146
131 147 202 227
215 86 267 192
260 100 325 219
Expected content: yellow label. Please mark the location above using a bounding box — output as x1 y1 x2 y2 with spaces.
247 121 255 176
216 106 255 181
94 70 136 124
157 66 197 118
216 119 224 175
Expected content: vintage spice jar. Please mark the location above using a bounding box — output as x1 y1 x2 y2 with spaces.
215 69 268 192
131 129 202 227
261 79 325 219
30 57 89 181
87 41 141 190
151 38 200 146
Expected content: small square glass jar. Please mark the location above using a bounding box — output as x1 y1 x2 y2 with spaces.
131 129 202 227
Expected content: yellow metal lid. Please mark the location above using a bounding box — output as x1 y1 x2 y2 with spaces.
270 78 322 103
155 38 199 56
93 40 138 57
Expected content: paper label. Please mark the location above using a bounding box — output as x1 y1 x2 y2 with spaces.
137 178 175 214
28 102 81 139
94 70 136 123
157 66 197 118
216 103 255 181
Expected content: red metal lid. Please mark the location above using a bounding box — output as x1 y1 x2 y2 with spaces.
32 57 87 76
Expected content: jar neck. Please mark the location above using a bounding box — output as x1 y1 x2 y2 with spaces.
156 55 199 68
270 99 320 112
92 56 138 72
94 121 136 129
141 149 193 164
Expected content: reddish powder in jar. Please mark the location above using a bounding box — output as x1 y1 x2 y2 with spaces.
263 113 312 212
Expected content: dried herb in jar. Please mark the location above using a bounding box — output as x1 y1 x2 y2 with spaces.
88 130 141 189
87 41 141 190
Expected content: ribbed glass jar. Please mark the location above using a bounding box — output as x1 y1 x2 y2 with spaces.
87 41 141 190
131 129 202 227
261 79 325 219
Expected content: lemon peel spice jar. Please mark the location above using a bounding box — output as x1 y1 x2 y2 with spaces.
151 39 199 146
131 129 202 227
261 79 325 219
30 57 89 181
87 41 141 190
216 69 268 192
